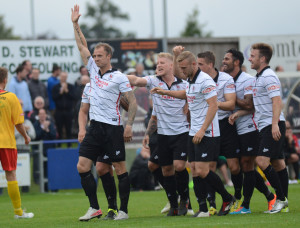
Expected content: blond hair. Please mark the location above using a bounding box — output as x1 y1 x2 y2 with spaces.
157 52 173 62
177 51 196 63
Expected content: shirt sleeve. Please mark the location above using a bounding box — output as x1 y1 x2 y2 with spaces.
81 83 90 104
144 75 155 89
11 93 24 125
86 56 99 80
263 75 282 99
224 77 236 94
244 77 254 96
202 78 217 100
119 73 132 93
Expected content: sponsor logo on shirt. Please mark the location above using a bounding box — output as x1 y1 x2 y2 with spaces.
226 84 235 89
187 95 196 103
202 86 215 94
268 85 280 91
161 95 175 100
95 76 109 88
112 118 117 121
245 86 252 91
248 124 254 128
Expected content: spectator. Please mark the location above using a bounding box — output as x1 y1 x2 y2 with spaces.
33 108 56 191
52 72 76 139
74 65 89 88
129 146 154 191
15 99 36 193
283 121 299 183
28 96 52 124
22 60 32 81
8 64 33 116
47 64 61 114
275 65 284 72
135 63 145 77
28 68 49 108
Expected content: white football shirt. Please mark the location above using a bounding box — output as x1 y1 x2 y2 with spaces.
233 71 257 135
145 75 189 135
186 69 220 137
252 67 285 131
86 57 132 126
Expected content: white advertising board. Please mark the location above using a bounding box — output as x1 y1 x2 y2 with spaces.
239 35 300 75
0 153 31 187
0 40 82 83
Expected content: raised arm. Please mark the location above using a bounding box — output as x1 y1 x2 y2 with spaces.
151 87 186 100
122 90 137 142
71 5 91 65
127 75 147 87
172 46 186 79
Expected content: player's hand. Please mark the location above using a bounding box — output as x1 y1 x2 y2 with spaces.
143 135 150 148
71 4 81 23
228 112 239 125
173 46 184 57
150 87 166 95
24 135 31 145
272 124 281 141
124 125 133 142
193 129 205 144
78 129 86 143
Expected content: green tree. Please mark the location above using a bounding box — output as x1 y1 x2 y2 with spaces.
0 15 20 39
81 0 135 39
180 8 212 38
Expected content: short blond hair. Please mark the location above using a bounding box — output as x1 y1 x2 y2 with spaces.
177 51 196 63
157 52 173 62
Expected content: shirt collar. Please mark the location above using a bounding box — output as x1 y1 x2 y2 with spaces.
99 68 117 77
233 70 243 82
213 68 219 83
256 66 270 78
156 75 183 89
188 68 201 84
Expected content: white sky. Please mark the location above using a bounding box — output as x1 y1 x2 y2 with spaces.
0 0 300 39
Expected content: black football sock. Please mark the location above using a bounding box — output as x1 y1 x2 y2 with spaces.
242 171 255 209
100 172 117 210
277 168 289 199
231 170 243 200
79 171 99 209
205 171 232 202
175 169 189 201
118 172 130 213
206 182 216 208
263 165 285 201
254 169 274 201
164 175 178 209
152 167 165 189
193 176 208 212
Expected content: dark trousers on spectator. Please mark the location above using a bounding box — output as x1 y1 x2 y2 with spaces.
54 110 73 139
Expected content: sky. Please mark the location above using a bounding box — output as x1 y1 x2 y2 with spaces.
0 0 300 40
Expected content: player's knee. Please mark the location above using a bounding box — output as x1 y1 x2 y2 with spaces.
148 161 159 172
174 162 185 172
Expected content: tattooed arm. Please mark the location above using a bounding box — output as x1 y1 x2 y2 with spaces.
143 115 157 148
78 102 90 143
122 91 137 142
71 4 91 65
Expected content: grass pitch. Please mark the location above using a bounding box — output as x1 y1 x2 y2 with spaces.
0 184 299 227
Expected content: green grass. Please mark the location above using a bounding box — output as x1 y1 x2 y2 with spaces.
0 184 299 227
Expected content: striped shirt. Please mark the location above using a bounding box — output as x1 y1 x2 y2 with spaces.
252 66 285 131
86 57 132 125
214 70 236 120
186 69 220 137
145 75 189 135
233 71 257 135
